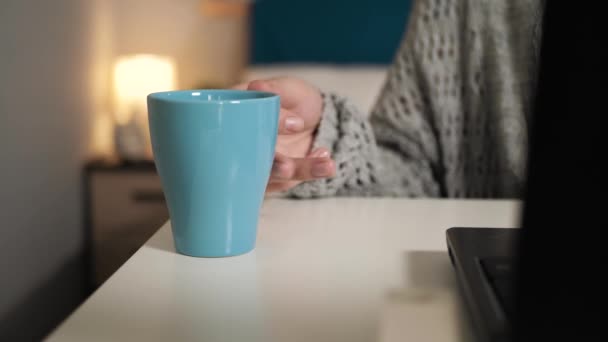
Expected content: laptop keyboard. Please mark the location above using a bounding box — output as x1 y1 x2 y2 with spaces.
479 257 516 319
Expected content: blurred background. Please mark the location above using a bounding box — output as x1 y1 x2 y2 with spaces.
0 0 410 339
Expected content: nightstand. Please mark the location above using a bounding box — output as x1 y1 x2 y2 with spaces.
84 160 169 288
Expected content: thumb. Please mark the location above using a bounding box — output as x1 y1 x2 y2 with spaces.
248 77 322 131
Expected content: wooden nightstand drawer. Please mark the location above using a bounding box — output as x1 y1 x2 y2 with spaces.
91 172 167 241
85 161 169 287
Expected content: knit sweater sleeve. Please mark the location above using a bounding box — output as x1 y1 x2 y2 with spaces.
286 0 446 198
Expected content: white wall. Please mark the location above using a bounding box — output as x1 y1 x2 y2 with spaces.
109 0 248 90
0 0 109 325
0 0 249 335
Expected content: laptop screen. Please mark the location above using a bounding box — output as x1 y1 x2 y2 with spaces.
514 1 607 340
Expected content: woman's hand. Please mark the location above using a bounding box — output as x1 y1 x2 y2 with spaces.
234 77 336 192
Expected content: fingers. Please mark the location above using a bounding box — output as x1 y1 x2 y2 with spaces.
231 81 306 135
247 79 299 109
234 78 322 135
232 80 306 134
247 78 321 131
278 108 305 134
270 152 335 181
308 147 330 158
266 149 334 193
266 180 300 193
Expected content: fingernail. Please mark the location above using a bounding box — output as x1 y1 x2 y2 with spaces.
312 160 331 177
285 116 304 132
318 150 330 158
309 148 330 158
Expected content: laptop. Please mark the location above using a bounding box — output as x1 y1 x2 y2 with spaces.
447 2 606 342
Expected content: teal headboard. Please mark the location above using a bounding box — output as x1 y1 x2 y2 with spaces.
251 0 413 64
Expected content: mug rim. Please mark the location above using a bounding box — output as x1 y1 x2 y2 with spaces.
147 89 279 104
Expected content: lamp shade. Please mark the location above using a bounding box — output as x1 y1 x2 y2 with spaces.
112 54 176 160
113 54 176 124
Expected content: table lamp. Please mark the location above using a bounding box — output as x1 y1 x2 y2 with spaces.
113 54 176 161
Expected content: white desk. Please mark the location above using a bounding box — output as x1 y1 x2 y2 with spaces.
48 198 520 342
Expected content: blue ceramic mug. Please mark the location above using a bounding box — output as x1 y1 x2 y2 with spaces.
147 90 279 257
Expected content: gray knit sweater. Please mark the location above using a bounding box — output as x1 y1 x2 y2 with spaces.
288 0 544 199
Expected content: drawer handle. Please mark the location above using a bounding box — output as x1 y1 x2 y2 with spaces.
132 190 165 203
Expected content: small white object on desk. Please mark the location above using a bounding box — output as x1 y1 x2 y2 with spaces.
48 198 520 342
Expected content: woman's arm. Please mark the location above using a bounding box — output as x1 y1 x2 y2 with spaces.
287 0 450 198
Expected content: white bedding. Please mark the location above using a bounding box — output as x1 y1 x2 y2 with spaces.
244 64 388 116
